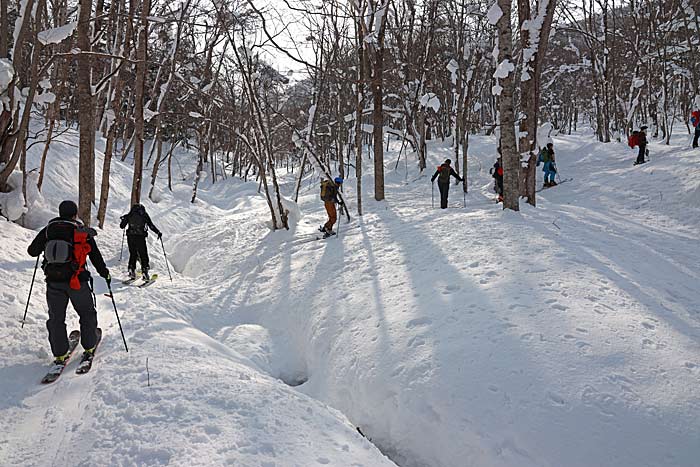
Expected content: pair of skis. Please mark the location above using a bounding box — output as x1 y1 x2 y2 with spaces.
536 177 573 193
41 328 102 384
122 273 158 288
104 274 158 297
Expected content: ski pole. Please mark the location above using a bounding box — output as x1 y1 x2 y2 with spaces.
107 281 129 352
21 256 40 328
160 236 172 282
463 179 466 208
337 204 343 239
431 181 434 209
119 228 125 262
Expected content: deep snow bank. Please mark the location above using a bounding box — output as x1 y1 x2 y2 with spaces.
0 127 395 467
168 132 700 467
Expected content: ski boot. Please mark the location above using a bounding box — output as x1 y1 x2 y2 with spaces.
128 268 136 280
142 268 150 282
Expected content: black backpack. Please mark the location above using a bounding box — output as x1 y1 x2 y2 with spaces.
43 220 79 282
128 209 147 235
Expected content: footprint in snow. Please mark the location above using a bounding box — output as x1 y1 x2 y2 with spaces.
442 284 461 294
641 321 656 330
406 317 432 328
642 339 665 350
547 391 566 406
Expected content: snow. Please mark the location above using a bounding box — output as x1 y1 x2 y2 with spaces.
487 2 504 25
1 122 700 467
37 22 77 46
419 93 441 112
33 91 56 104
494 59 515 79
0 59 13 99
492 82 503 96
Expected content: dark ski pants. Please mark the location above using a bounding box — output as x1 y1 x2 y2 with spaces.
127 235 150 271
323 201 337 231
438 182 449 209
46 281 98 356
693 127 699 148
637 144 646 164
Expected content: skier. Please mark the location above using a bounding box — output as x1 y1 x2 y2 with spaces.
27 200 110 368
634 126 648 165
538 142 557 188
491 156 504 202
691 109 700 148
319 177 344 238
120 203 162 281
431 159 463 209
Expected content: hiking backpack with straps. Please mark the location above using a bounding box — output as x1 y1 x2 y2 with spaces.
628 131 640 148
44 220 92 289
437 165 451 183
320 179 336 201
127 209 147 235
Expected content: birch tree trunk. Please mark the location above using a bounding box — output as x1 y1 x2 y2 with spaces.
496 0 519 212
372 16 386 201
131 0 150 205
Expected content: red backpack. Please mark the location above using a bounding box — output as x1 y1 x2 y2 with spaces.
691 111 700 128
628 132 639 148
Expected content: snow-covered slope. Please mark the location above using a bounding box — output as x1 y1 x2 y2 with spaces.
1 126 699 467
0 130 395 467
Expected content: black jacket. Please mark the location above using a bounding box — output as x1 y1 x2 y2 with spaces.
431 164 463 184
120 208 161 237
638 131 648 147
27 217 109 282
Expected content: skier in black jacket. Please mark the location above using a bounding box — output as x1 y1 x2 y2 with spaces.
120 203 161 281
27 200 110 366
431 159 463 209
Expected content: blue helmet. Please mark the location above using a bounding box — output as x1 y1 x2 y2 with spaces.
334 177 344 184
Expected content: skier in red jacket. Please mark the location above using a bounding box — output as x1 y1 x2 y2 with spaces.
691 110 700 148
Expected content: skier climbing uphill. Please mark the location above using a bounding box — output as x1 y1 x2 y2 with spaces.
492 156 504 202
120 203 161 281
691 109 700 148
431 159 463 209
629 126 649 165
319 177 344 238
27 200 110 381
538 142 557 188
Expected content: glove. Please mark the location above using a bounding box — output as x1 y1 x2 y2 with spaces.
157 232 162 239
104 272 111 287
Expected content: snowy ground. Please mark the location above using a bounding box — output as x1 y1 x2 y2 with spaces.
1 126 699 467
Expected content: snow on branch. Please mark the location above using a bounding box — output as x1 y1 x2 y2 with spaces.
487 3 503 25
494 59 515 79
520 0 550 82
419 93 441 112
38 22 77 46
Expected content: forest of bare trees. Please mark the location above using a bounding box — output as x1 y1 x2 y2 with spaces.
1 0 698 222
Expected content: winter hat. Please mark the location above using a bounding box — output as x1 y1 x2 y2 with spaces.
640 125 648 131
444 159 452 165
334 177 344 184
58 200 78 219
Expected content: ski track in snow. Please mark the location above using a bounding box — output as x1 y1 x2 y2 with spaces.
1 128 700 467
